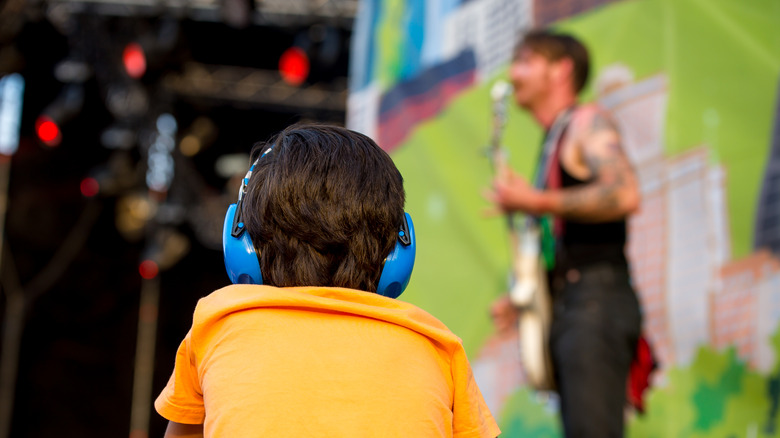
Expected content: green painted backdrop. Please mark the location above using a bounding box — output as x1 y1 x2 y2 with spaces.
392 0 779 354
349 0 780 435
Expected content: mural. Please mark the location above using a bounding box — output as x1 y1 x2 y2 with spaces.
348 0 780 434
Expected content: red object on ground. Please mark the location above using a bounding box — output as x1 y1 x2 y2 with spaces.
627 334 658 414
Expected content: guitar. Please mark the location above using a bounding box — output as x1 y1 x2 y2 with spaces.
488 81 555 392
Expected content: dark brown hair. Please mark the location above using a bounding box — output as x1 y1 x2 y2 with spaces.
517 29 590 94
242 124 405 292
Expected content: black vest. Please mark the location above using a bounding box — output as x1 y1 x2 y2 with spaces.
554 150 629 269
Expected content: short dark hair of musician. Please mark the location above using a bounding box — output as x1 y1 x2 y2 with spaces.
242 123 405 293
516 29 591 94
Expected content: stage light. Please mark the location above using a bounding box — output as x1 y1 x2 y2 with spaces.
146 113 177 195
179 116 216 157
138 260 159 279
80 177 99 197
279 47 309 86
35 115 61 147
0 73 24 156
279 25 342 86
123 43 147 79
36 84 84 147
116 193 155 242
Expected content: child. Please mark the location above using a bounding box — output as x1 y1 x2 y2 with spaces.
154 124 500 437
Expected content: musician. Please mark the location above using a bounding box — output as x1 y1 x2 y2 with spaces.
486 30 643 437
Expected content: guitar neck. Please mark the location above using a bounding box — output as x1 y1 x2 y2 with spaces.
488 81 519 236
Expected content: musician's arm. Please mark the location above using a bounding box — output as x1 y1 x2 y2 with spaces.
495 111 639 222
539 113 639 222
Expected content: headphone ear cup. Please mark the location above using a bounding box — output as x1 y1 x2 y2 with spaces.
376 212 416 299
222 203 263 284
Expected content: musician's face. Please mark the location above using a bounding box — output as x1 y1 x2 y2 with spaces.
509 48 554 110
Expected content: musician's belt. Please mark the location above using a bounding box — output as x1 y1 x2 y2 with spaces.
553 243 628 273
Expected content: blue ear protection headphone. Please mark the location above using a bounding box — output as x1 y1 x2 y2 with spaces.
222 146 416 298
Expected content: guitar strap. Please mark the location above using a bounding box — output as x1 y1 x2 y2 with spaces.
531 106 576 270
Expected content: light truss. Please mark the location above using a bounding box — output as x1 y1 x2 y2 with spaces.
41 0 359 27
161 62 348 114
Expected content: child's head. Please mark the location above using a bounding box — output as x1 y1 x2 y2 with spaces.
240 123 406 293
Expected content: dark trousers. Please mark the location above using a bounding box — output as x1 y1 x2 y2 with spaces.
549 261 642 438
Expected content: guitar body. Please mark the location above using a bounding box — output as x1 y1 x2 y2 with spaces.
509 224 556 391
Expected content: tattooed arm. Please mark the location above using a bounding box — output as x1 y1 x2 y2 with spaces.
545 109 640 222
490 108 640 222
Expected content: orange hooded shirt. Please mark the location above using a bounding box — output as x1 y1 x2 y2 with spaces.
155 285 500 437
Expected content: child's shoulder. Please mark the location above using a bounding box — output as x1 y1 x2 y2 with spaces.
192 285 465 352
192 284 272 321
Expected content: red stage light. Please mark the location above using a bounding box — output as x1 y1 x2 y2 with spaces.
139 260 159 280
278 47 309 86
80 177 99 197
123 43 147 79
35 115 61 147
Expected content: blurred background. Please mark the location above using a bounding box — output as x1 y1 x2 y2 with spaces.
2 0 780 437
0 0 355 437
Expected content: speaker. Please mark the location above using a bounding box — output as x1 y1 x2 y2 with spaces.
221 152 416 297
